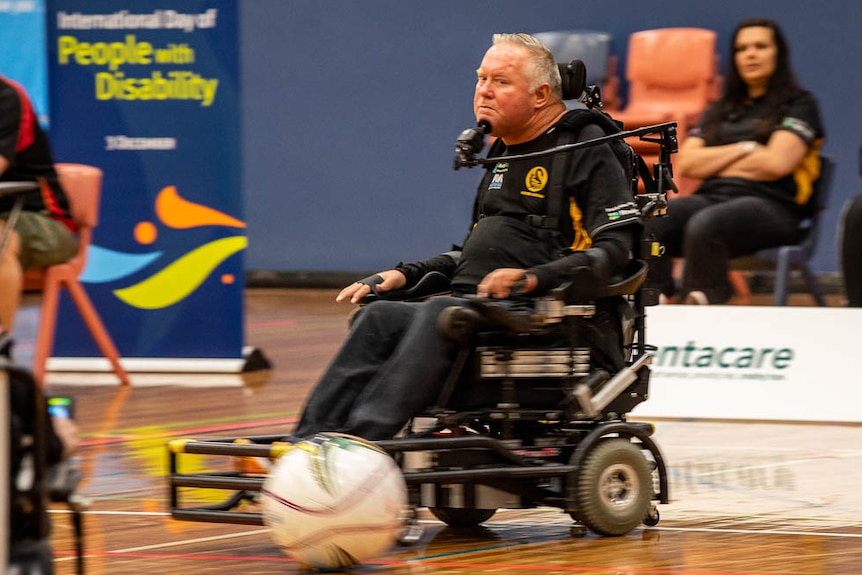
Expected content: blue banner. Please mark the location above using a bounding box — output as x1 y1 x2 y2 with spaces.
45 1 244 365
0 0 49 124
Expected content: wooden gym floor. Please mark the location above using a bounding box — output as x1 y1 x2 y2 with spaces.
12 288 862 575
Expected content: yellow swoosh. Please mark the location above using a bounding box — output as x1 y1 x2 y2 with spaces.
114 236 247 309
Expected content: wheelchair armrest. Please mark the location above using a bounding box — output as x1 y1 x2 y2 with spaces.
446 259 649 336
462 296 536 334
360 271 452 304
551 259 648 303
606 259 648 297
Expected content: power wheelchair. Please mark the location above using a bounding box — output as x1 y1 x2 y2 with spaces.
167 59 679 540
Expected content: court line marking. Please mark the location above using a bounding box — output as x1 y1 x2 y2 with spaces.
50 507 862 537
49 510 170 516
487 519 862 538
50 516 862 573
57 509 862 551
78 417 299 448
658 443 862 454
110 528 272 554
52 528 271 564
649 525 862 538
53 537 862 575
54 551 292 564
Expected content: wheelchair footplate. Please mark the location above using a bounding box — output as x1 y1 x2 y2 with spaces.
168 435 288 525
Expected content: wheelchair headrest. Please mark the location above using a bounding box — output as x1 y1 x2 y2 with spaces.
559 59 587 101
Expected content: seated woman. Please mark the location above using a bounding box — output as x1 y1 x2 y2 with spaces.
645 18 825 304
840 146 862 307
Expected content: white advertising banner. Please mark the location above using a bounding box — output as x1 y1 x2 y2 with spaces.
631 305 862 423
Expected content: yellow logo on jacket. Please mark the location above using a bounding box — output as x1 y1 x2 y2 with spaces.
522 166 548 198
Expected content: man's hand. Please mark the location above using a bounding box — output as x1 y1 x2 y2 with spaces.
477 268 536 299
336 269 407 304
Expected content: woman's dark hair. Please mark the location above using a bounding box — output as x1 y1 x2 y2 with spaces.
701 18 802 143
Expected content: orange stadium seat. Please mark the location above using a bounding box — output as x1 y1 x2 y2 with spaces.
612 27 720 195
32 163 130 385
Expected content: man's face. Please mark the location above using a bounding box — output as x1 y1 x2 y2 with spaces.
473 44 538 140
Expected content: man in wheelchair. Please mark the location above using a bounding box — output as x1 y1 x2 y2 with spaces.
294 32 641 442
168 32 675 538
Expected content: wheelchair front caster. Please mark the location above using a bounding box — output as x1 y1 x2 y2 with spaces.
398 508 424 545
643 505 660 527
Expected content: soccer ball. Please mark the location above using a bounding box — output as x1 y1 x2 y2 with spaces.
261 432 408 569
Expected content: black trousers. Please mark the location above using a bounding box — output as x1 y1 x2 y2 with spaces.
293 294 630 441
645 185 801 303
840 195 862 307
294 296 466 441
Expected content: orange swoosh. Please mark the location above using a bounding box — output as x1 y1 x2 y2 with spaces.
155 185 246 229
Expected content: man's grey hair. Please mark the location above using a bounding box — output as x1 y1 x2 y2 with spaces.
492 33 563 99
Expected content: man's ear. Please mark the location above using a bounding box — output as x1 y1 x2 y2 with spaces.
532 83 552 108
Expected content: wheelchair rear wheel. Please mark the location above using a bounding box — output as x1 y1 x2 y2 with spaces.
429 507 497 527
569 438 652 536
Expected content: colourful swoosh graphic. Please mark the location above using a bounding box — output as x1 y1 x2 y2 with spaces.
113 236 247 309
82 185 248 309
156 185 246 229
80 246 163 283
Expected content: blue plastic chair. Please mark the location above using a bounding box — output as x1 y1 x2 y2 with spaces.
730 156 836 306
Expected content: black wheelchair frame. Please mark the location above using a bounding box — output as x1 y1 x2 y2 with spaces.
167 61 678 540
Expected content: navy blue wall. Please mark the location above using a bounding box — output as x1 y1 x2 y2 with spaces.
240 1 861 275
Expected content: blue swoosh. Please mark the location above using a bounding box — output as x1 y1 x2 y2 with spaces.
80 245 163 283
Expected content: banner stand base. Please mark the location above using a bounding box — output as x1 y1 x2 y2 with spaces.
241 346 272 372
47 345 272 375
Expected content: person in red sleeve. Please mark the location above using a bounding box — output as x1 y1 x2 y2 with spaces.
0 74 78 331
